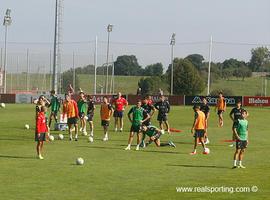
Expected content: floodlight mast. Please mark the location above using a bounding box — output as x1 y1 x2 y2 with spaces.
3 8 12 94
105 24 113 94
170 33 176 96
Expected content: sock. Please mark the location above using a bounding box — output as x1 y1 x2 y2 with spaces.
75 134 78 139
193 149 197 153
105 132 108 138
239 161 242 165
136 144 140 148
120 128 123 131
233 160 237 166
160 143 170 146
127 144 131 148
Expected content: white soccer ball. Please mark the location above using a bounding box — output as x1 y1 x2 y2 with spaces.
76 157 84 165
0 103 6 108
88 136 94 143
160 130 165 135
204 148 210 154
58 134 64 140
82 131 88 136
49 135 54 141
25 124 30 130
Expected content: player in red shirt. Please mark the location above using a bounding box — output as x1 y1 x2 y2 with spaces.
112 92 128 132
35 106 48 160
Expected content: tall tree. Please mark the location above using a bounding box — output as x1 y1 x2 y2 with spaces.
114 55 143 76
144 63 163 76
249 47 270 72
185 54 204 70
166 58 205 95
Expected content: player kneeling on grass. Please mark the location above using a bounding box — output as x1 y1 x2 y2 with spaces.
125 100 150 151
141 124 176 148
35 106 48 160
232 110 249 169
190 105 208 155
100 96 114 141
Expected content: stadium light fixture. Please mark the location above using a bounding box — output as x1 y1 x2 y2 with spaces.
170 33 176 95
105 24 113 94
3 8 12 94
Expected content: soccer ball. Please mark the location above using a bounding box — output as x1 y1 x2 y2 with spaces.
204 148 210 154
82 131 88 136
76 157 84 165
49 135 54 141
58 134 64 140
160 130 165 135
88 136 94 143
0 103 5 108
25 124 30 129
84 115 88 120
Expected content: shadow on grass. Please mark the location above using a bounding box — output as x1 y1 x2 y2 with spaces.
167 164 229 169
140 150 185 155
0 155 34 159
77 145 123 151
0 137 32 141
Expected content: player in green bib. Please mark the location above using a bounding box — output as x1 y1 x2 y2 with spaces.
232 109 249 169
48 90 60 129
124 100 150 151
77 91 88 135
141 124 176 148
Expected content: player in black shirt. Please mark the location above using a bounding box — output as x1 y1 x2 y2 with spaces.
229 100 245 147
87 95 96 139
154 95 170 133
200 97 210 144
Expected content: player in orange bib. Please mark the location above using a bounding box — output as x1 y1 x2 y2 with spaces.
190 105 208 155
100 96 114 141
215 91 226 127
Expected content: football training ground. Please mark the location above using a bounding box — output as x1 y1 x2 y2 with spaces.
0 104 269 200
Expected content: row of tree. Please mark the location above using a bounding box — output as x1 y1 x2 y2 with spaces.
62 46 270 95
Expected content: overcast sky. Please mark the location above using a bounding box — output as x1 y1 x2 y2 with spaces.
1 0 270 72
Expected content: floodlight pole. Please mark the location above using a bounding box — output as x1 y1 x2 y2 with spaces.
52 0 58 93
94 36 98 94
72 52 75 90
207 36 213 96
170 33 176 96
3 9 12 94
105 24 113 94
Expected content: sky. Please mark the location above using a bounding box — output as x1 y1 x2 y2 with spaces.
0 0 270 72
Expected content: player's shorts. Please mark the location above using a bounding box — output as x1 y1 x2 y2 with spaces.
87 113 94 122
236 140 247 150
51 110 58 116
101 120 110 127
151 132 162 141
79 112 85 119
232 121 238 129
67 117 78 125
194 129 205 138
113 110 124 118
35 133 46 142
157 114 168 122
142 119 151 126
130 124 141 133
217 110 224 115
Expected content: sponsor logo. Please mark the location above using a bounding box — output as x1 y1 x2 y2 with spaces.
248 98 269 104
191 96 237 105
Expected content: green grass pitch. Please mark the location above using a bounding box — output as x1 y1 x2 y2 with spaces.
0 104 269 200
